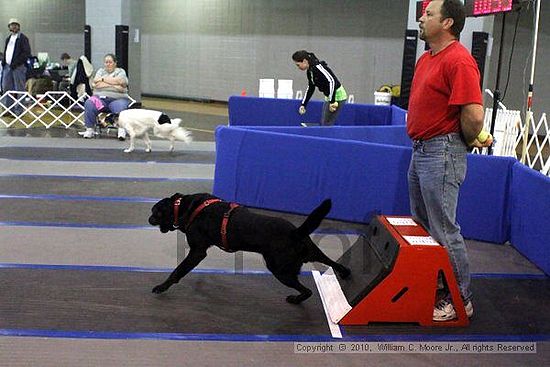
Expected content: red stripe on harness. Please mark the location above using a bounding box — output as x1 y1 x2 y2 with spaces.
185 198 222 230
173 197 239 252
173 197 222 229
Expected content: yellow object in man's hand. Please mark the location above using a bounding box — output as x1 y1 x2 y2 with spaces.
329 102 339 112
477 130 489 143
469 129 493 148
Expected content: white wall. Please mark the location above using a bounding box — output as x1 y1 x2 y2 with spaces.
140 0 409 103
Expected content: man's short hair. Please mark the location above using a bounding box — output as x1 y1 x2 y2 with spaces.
441 0 466 38
60 53 71 60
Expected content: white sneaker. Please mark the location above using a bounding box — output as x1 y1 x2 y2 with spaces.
79 128 94 139
433 299 473 321
117 128 126 141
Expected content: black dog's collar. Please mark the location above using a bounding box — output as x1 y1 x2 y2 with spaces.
172 197 183 228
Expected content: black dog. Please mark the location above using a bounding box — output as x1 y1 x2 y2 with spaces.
148 193 350 304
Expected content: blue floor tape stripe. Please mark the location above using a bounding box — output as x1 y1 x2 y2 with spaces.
0 221 152 229
0 263 272 275
0 174 212 182
0 194 158 203
0 329 548 342
0 221 362 235
0 157 215 165
0 262 546 280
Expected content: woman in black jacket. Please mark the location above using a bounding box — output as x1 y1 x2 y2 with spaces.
292 50 348 126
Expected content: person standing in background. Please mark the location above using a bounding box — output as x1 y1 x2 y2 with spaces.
1 18 31 116
292 50 347 126
407 0 493 322
58 52 76 92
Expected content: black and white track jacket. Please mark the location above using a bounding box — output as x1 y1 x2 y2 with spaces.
301 60 342 107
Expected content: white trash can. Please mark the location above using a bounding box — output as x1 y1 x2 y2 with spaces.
259 78 275 98
277 79 293 99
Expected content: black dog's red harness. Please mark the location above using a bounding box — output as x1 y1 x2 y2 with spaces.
173 197 239 252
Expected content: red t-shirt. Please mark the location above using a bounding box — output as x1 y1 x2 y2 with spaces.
407 41 483 140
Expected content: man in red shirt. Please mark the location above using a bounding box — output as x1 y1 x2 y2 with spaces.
407 0 493 322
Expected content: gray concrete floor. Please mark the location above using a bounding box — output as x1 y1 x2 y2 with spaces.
0 100 548 366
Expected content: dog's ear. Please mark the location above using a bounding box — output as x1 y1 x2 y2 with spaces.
157 113 171 125
171 193 182 200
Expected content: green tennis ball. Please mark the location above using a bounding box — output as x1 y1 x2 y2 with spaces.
477 130 489 143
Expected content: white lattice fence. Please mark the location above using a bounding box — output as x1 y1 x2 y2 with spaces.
472 108 522 157
0 91 135 129
474 105 549 176
473 90 549 176
518 112 549 176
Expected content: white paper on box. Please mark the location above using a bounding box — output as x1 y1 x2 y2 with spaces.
386 217 417 226
403 235 440 246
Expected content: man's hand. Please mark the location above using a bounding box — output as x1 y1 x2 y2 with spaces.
329 102 339 112
460 103 485 144
298 105 306 115
470 130 494 148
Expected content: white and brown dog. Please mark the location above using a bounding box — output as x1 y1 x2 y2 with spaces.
101 109 192 153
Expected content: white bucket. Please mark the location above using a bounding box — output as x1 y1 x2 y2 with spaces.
259 78 275 98
277 79 293 99
374 91 392 106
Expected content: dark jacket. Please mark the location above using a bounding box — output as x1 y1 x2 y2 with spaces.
69 57 92 98
301 60 342 107
3 32 31 68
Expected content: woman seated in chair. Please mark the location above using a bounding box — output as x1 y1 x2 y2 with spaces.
80 53 129 139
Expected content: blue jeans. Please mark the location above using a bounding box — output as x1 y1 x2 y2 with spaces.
1 64 27 115
84 96 130 128
407 132 472 303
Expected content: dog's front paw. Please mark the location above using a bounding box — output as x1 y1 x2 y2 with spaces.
152 283 170 294
124 148 134 153
286 290 312 304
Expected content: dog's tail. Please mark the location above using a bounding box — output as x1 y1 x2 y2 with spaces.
170 118 182 126
154 122 193 145
172 127 193 144
291 199 331 239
